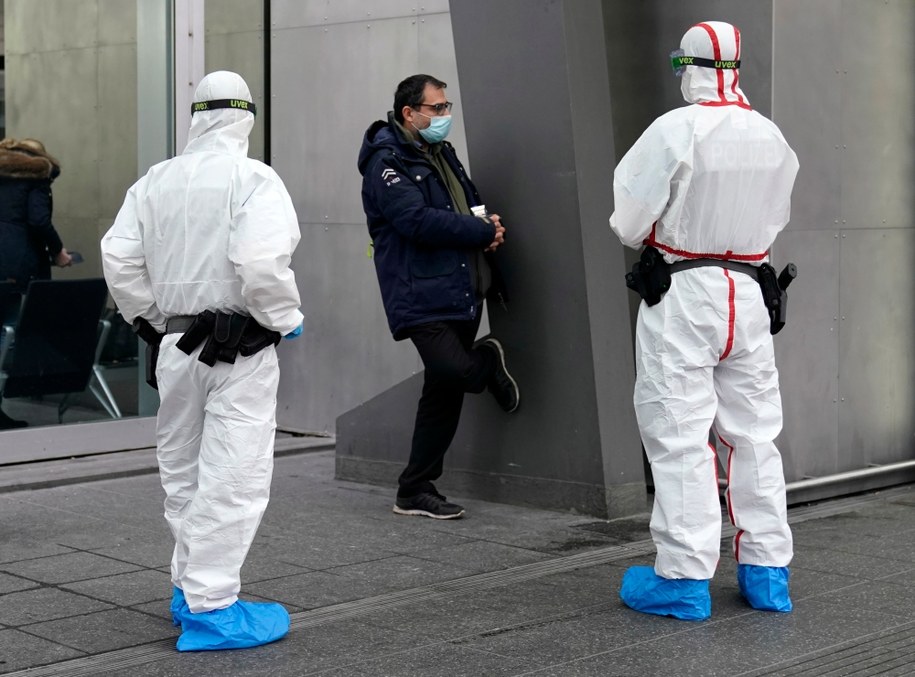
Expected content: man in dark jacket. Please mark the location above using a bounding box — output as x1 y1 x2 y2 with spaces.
358 74 519 520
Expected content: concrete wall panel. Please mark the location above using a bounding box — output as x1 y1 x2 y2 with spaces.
770 229 840 481
838 0 915 230
271 0 448 30
838 228 915 466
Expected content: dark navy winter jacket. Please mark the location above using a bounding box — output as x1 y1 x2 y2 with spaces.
358 116 497 339
0 178 61 291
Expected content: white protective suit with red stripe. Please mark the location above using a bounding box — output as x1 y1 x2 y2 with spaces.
610 21 799 580
102 71 303 613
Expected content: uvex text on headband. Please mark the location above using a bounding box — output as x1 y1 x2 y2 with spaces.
191 99 257 115
670 49 740 77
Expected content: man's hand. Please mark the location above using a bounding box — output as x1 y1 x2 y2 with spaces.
54 248 73 267
486 214 505 252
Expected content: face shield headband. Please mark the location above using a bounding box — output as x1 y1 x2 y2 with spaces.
669 49 740 77
191 99 257 116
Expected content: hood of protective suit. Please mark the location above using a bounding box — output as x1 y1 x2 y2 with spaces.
184 71 255 155
679 21 749 108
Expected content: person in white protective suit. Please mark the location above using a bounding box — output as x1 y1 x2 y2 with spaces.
101 71 303 651
609 21 799 621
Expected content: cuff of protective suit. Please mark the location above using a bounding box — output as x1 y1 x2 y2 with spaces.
137 313 167 334
275 310 304 336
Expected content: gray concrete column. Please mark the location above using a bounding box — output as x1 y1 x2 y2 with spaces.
336 0 645 518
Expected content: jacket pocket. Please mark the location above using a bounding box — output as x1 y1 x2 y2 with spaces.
410 249 459 278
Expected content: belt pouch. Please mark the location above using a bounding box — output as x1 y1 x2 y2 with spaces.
239 322 282 357
195 311 230 366
216 314 249 364
176 310 216 356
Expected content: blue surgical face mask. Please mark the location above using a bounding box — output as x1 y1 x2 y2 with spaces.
416 114 452 144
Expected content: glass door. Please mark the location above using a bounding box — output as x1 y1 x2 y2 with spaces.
0 0 176 461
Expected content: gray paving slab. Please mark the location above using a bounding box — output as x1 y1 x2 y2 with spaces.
789 544 915 579
90 534 176 568
0 628 85 673
411 540 554 574
21 608 178 653
792 522 915 562
245 528 405 569
99 619 428 677
739 620 915 677
61 569 173 607
0 572 38 594
514 598 910 676
13 484 165 531
325 641 540 677
239 550 315 584
813 578 915 619
0 587 113 625
569 514 653 542
129 597 173 623
0 537 75 565
323 554 481 590
452 603 680 668
0 551 143 585
0 496 151 550
245 569 398 611
771 565 862 600
337 517 482 556
355 577 629 643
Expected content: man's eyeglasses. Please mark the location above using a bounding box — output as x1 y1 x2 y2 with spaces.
414 101 453 115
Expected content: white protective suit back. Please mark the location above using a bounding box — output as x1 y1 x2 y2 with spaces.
102 71 302 335
610 21 799 263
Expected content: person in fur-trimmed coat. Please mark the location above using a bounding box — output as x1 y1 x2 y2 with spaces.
0 138 72 429
0 138 73 291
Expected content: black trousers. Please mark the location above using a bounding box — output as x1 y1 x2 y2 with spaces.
397 311 496 497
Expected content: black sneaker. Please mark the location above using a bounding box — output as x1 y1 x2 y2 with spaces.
479 338 520 413
393 492 465 519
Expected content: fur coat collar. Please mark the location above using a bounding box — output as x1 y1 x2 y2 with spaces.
0 139 61 180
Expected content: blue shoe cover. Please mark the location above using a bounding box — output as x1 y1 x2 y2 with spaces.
738 564 792 612
170 586 189 627
176 599 290 652
620 565 711 621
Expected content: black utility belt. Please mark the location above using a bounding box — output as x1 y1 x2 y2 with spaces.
668 257 760 280
168 310 281 366
625 247 797 335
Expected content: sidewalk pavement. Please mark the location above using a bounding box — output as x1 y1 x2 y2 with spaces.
2 446 915 676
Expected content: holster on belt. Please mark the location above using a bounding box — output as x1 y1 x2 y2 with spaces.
758 262 797 335
625 246 671 307
176 310 280 366
132 317 163 390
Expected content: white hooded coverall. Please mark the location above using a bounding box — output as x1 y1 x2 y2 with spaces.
101 71 303 612
610 22 799 580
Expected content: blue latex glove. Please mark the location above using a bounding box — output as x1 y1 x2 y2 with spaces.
283 323 303 340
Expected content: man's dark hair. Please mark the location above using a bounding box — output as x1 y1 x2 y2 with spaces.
393 74 447 124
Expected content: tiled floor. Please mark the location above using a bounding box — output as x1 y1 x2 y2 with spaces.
2 450 914 676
